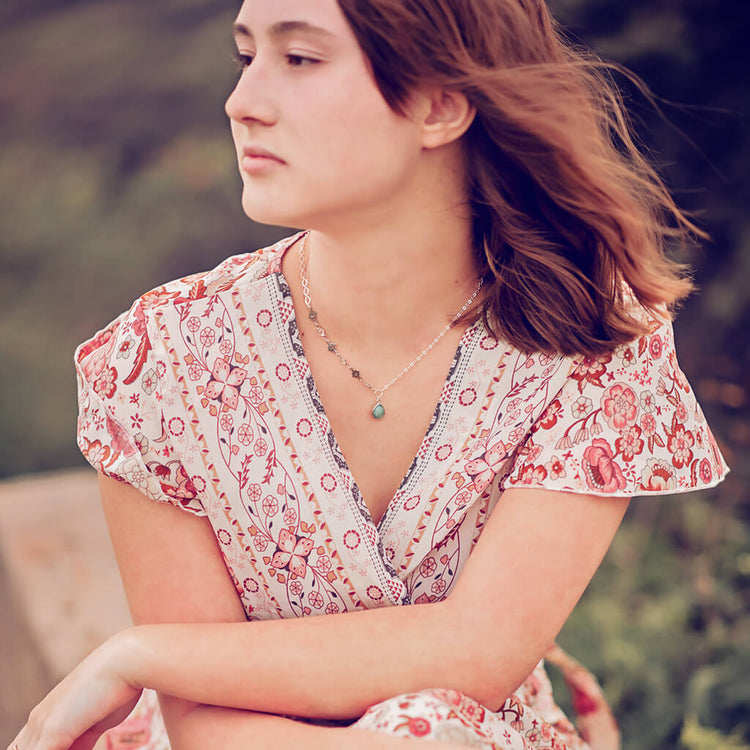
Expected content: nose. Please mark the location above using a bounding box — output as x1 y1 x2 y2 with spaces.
225 66 277 125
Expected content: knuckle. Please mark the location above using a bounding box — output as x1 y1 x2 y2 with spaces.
27 705 43 731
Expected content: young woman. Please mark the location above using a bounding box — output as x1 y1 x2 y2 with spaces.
11 0 728 748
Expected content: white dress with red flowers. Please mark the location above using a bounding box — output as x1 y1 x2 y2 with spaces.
75 232 728 750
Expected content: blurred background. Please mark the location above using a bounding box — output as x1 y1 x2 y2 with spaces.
0 0 747 748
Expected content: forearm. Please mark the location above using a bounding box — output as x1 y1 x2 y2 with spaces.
166 702 463 750
162 699 335 750
119 600 495 721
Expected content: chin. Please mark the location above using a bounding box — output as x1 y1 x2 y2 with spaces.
239 194 297 229
239 191 327 232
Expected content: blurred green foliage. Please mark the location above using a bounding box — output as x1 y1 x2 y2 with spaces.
0 1 747 748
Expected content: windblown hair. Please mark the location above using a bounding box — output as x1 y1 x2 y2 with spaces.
337 0 700 357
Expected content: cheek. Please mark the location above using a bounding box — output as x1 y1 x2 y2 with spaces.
306 90 419 190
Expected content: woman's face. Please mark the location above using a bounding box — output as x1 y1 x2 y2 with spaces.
226 0 426 230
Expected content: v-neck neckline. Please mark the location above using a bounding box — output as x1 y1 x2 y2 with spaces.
270 231 482 536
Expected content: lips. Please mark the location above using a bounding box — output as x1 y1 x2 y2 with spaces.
241 145 284 163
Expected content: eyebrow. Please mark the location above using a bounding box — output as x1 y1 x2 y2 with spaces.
232 20 336 41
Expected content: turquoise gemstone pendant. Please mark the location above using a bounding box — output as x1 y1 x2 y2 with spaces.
372 403 386 420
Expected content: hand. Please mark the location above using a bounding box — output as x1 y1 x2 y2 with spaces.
9 631 142 750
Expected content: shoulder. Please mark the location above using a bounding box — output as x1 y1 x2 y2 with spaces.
138 234 293 312
501 303 729 496
75 232 300 376
72 233 302 513
128 231 296 318
566 302 669 390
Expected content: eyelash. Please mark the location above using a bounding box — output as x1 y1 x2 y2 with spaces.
231 51 320 72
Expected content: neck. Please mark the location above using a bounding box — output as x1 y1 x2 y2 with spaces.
294 214 480 356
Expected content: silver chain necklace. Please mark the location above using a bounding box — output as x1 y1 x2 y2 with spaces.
298 231 484 420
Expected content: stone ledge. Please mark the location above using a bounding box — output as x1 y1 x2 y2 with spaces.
0 469 131 743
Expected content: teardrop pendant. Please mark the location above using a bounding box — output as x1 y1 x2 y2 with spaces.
372 403 386 420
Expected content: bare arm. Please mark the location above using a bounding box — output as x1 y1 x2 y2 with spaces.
97 473 309 748
104 473 629 719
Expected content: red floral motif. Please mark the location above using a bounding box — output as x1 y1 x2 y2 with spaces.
77 327 116 375
618 345 636 367
205 357 247 410
156 462 199 506
431 579 446 595
457 696 486 727
105 413 138 459
216 529 232 546
516 463 548 486
546 456 567 481
406 717 431 737
343 529 361 549
640 390 656 413
615 425 644 463
539 398 563 429
262 495 279 515
601 383 638 430
699 458 713 484
141 368 158 395
466 439 509 494
199 327 216 347
649 334 663 359
666 420 695 469
571 396 593 419
570 353 612 393
526 729 541 748
80 438 111 469
93 366 118 399
420 557 437 577
237 423 253 445
675 400 688 423
122 304 152 387
582 439 626 493
639 458 676 492
271 529 314 578
440 688 464 707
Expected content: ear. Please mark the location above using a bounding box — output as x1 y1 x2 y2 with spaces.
415 87 476 149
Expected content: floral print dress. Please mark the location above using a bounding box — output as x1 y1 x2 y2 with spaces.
75 232 728 750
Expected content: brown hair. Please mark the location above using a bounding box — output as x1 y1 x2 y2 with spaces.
337 0 701 356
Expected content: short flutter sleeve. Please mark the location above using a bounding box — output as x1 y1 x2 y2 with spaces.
501 315 729 497
75 300 206 516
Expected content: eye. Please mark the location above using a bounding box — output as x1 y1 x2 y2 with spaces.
286 53 320 67
231 52 254 72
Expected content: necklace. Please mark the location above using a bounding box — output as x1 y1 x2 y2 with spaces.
298 231 484 420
